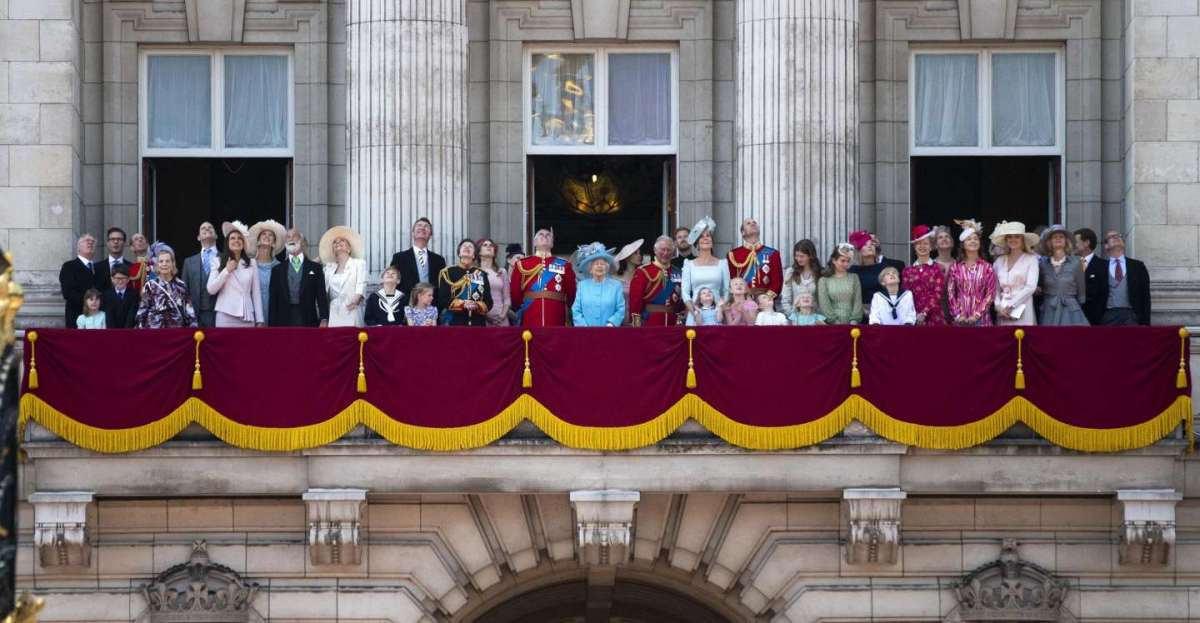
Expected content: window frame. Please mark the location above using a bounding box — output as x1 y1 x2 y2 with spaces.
139 47 295 158
908 47 1065 157
523 44 679 156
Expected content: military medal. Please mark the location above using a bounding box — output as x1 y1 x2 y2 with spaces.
762 264 769 274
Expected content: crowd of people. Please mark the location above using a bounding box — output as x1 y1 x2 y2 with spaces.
57 214 1152 330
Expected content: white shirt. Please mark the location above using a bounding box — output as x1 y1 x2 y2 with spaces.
77 255 93 270
1081 252 1095 269
414 246 429 282
869 290 916 325
108 254 124 270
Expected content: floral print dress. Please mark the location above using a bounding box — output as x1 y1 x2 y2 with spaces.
902 261 946 325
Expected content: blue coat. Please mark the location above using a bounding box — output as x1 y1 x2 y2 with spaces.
572 277 626 327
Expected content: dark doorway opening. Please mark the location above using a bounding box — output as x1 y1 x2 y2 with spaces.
143 158 291 257
911 156 1060 238
529 155 675 254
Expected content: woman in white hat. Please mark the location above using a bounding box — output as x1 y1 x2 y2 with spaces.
681 217 730 314
1038 225 1088 326
206 221 264 327
990 221 1041 326
319 226 368 327
615 239 644 326
249 219 286 320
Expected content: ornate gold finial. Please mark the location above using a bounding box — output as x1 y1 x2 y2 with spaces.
3 593 45 623
0 250 24 346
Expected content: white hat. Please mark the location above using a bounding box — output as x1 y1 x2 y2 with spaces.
318 226 365 264
221 220 250 239
688 216 717 246
955 219 985 243
989 221 1040 249
615 239 644 264
248 219 287 256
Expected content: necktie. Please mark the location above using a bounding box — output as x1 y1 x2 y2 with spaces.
1114 260 1124 283
85 261 93 274
292 255 302 272
418 250 426 270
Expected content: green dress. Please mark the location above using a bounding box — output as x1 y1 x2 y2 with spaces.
817 274 862 324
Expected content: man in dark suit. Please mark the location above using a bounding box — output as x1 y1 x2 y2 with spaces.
101 227 129 289
101 264 139 328
1075 228 1107 325
269 229 329 327
1089 230 1151 326
389 217 446 309
181 221 220 327
58 233 110 328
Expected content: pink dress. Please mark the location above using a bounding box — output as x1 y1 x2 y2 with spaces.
726 299 759 326
483 267 509 327
902 261 946 325
946 260 997 326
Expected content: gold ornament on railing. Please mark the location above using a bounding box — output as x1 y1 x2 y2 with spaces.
1177 327 1189 390
24 331 37 390
0 250 24 347
685 329 697 389
192 331 204 390
522 330 533 388
850 328 862 389
2 593 44 623
1014 329 1026 390
357 331 368 393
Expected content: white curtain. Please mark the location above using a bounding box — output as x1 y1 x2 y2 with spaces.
225 55 289 148
608 53 671 146
913 54 978 147
992 53 1056 147
531 53 595 146
148 56 211 148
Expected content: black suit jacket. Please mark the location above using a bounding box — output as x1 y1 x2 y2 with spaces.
59 258 110 328
101 288 139 329
390 247 446 309
1081 255 1152 326
268 257 330 327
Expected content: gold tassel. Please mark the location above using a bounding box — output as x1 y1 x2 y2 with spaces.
356 331 368 393
522 330 533 388
685 329 697 389
25 331 38 389
1177 327 1190 390
850 328 862 389
191 331 204 390
1014 329 1026 390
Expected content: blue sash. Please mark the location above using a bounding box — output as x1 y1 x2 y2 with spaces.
439 269 486 325
641 266 680 319
742 246 776 285
515 258 564 324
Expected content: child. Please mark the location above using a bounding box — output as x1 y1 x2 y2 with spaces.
101 264 139 329
364 266 405 326
725 277 758 326
404 282 438 327
789 291 827 326
754 291 789 325
869 266 916 325
77 288 106 329
686 286 724 326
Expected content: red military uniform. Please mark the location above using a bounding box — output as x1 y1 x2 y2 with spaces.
628 260 682 326
727 243 783 297
510 253 576 327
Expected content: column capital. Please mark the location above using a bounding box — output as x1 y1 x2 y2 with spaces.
570 490 640 567
303 488 368 566
843 488 905 565
30 491 94 568
1117 488 1181 566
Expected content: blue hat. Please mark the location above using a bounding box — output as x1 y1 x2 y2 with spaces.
572 242 618 277
688 216 716 246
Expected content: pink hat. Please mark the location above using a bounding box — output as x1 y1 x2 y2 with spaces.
848 230 873 250
910 225 934 244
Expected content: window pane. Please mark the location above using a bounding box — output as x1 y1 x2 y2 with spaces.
148 56 211 148
992 53 1056 147
225 55 289 148
531 53 595 146
608 53 672 146
913 54 978 147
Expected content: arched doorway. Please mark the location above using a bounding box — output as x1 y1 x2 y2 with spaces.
459 567 747 623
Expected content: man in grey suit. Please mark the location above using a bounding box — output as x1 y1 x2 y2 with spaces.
181 221 220 327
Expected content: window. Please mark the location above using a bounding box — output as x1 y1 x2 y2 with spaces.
910 49 1063 156
140 49 293 157
526 47 677 154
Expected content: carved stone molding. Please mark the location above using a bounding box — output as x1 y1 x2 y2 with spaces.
1117 489 1181 566
570 490 639 566
140 540 263 623
958 0 1019 40
571 0 631 39
302 488 367 566
184 0 247 42
29 491 93 568
947 539 1073 623
843 488 906 565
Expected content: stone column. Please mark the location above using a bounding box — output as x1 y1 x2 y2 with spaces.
735 0 857 254
346 0 468 272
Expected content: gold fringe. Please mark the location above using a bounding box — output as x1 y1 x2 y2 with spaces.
850 328 862 389
1014 329 1026 390
17 392 1192 454
25 331 37 390
191 331 204 391
685 329 697 389
521 330 533 389
1178 327 1190 390
356 331 368 394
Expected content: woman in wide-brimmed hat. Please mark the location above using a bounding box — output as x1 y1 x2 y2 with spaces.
570 242 625 327
249 219 286 320
946 219 997 326
319 225 368 327
681 217 730 312
1037 225 1089 326
206 221 264 327
990 221 1040 326
903 225 945 325
615 238 644 326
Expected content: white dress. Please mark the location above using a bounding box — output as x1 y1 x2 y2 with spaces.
324 257 367 327
682 258 731 306
993 252 1039 326
754 310 789 326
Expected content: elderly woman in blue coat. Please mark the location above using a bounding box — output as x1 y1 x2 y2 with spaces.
571 242 626 327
